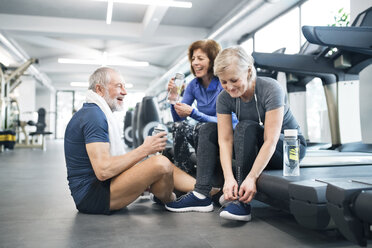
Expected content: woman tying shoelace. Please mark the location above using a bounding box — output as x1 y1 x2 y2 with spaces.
166 46 306 222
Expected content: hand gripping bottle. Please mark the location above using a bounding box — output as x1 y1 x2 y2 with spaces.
152 124 166 155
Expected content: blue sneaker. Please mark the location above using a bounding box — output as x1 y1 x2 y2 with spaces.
165 192 213 212
219 201 251 221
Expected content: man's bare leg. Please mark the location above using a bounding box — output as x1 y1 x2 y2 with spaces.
173 164 220 196
172 164 196 192
109 155 174 210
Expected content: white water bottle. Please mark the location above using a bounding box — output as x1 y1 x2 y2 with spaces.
152 124 166 155
283 129 300 176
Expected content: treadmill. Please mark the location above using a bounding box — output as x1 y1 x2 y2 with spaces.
252 7 372 247
299 7 372 246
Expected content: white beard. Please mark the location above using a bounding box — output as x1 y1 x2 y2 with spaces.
103 90 123 112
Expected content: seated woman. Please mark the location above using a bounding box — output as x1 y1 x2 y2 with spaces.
168 39 234 175
216 46 307 221
166 46 306 220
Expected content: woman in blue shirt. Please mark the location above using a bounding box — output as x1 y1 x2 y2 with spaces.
167 39 223 175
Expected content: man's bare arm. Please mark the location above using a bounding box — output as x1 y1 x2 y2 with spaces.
86 132 167 181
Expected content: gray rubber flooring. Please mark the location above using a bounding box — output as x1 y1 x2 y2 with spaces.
0 140 369 247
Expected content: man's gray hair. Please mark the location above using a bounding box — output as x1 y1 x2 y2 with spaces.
214 46 256 81
88 67 117 92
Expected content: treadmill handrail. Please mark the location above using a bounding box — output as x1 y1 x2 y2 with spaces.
253 52 342 83
302 26 372 55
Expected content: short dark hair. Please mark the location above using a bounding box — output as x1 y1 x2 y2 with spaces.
188 39 221 77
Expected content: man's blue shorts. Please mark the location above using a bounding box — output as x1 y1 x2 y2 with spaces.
76 179 112 215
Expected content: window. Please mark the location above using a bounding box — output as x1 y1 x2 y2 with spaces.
241 38 254 55
306 78 331 144
254 7 300 54
300 0 350 45
301 0 350 144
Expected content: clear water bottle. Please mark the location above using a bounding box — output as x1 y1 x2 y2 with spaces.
167 73 185 104
152 124 166 155
283 129 300 176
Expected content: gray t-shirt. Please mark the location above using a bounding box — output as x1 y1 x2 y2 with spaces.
217 76 301 135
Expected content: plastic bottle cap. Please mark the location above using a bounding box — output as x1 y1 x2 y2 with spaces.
284 129 297 137
154 124 165 132
175 73 185 80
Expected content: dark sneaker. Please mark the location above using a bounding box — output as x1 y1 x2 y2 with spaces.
150 192 176 206
211 190 224 207
149 193 163 205
165 192 213 212
219 201 251 221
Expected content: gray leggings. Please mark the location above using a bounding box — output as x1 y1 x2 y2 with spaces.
194 120 307 196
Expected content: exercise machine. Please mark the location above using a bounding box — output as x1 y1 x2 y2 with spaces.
253 7 372 247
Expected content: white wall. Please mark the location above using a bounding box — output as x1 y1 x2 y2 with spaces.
338 80 361 143
13 78 36 136
360 65 372 143
15 78 35 121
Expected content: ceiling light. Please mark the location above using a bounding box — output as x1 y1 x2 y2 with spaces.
71 82 89 87
58 58 149 67
106 0 113 24
95 0 192 8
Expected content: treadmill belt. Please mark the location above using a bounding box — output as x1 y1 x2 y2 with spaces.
256 165 372 232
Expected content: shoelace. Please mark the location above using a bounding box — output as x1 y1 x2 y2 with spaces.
218 199 239 212
175 192 194 202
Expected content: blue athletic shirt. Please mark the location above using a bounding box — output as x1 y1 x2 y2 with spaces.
64 103 109 205
171 76 238 127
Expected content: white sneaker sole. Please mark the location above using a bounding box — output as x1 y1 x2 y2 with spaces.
219 210 252 221
165 204 213 213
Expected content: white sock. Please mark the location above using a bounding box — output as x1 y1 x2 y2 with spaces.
193 191 206 199
171 192 176 201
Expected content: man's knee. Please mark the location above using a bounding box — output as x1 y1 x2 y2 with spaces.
151 155 173 175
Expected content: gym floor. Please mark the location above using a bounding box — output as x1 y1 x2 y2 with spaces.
0 140 367 247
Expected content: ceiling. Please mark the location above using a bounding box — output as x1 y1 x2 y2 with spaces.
0 0 304 93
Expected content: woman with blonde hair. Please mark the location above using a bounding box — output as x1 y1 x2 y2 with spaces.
214 46 306 221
